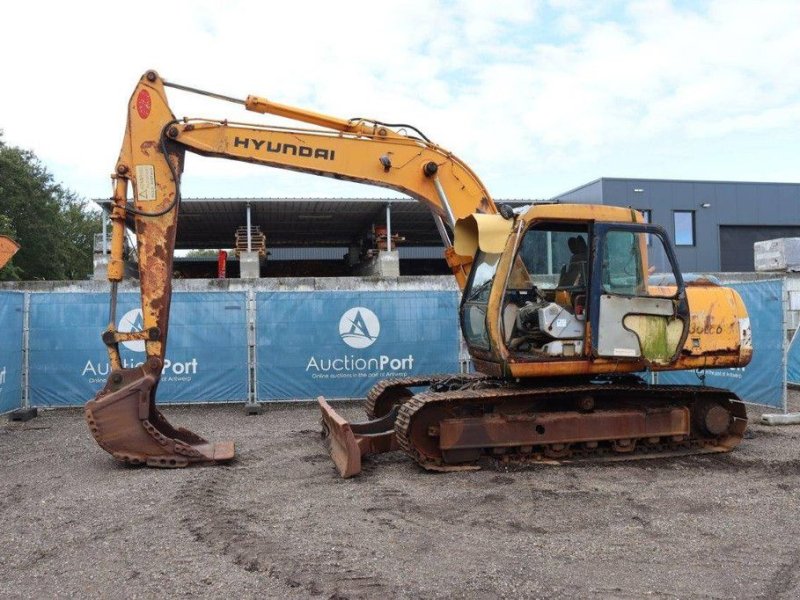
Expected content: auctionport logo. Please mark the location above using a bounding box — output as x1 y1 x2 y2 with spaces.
305 306 414 378
81 308 198 383
338 307 380 349
118 308 145 352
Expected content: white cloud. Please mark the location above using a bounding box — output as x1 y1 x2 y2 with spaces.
0 0 798 203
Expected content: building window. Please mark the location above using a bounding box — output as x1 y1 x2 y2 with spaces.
673 211 695 246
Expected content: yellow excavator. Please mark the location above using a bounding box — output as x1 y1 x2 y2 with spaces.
85 71 751 474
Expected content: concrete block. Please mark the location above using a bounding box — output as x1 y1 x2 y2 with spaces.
9 407 37 422
761 413 800 425
239 251 261 279
93 255 109 281
754 238 800 272
376 251 400 278
355 250 400 278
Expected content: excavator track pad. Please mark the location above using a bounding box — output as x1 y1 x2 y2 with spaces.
85 367 234 467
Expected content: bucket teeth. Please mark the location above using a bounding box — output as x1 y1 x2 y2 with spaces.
85 369 234 467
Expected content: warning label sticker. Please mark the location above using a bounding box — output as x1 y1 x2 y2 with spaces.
135 165 157 201
613 347 637 357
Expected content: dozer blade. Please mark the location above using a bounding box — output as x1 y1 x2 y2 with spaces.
85 368 234 467
318 396 398 478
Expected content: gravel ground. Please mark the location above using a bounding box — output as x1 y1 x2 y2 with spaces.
1 395 800 600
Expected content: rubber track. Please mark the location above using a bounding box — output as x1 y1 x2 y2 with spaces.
364 373 486 419
395 382 747 471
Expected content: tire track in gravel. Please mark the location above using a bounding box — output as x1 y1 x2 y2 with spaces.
175 456 390 599
761 552 800 600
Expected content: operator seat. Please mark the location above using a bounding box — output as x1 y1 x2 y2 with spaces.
558 236 588 288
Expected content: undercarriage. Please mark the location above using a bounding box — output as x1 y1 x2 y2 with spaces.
319 374 748 477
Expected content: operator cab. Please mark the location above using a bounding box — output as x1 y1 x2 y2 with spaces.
460 218 690 367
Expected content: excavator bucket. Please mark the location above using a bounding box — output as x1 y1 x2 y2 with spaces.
318 396 397 478
85 367 234 467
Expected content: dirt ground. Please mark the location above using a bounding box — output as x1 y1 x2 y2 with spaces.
1 395 800 600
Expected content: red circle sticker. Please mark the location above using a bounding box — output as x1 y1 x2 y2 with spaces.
136 90 152 120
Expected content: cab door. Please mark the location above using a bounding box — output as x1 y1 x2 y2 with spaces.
589 223 690 366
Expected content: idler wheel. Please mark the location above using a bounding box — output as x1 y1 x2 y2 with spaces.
698 403 732 436
369 386 413 419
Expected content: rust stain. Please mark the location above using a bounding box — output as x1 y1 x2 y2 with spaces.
140 141 158 157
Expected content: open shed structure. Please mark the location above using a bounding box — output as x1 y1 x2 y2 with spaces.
94 196 536 278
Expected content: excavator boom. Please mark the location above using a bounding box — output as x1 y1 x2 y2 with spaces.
87 71 493 467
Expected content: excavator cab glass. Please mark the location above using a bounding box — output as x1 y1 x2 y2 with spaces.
499 221 590 360
591 223 690 365
461 251 501 350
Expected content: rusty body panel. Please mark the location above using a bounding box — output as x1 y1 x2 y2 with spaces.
438 408 690 452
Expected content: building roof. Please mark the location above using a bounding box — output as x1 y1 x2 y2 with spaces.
553 177 800 200
95 197 538 250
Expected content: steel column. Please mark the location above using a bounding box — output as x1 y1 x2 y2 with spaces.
246 202 253 253
386 203 392 252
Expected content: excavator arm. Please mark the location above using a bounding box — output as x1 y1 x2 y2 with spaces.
86 70 495 467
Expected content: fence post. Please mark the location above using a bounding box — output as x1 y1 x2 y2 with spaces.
8 292 37 421
245 289 262 414
22 292 30 410
781 276 788 413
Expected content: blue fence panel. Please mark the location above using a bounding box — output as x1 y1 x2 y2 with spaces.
0 292 24 413
659 280 785 408
257 291 460 400
29 292 247 406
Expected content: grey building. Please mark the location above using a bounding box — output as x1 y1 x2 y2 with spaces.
554 178 800 272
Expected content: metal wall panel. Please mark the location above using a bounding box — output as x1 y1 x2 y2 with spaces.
720 226 800 272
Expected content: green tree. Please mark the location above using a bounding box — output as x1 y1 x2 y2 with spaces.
0 132 100 280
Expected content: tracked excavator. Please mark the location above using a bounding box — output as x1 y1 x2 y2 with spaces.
86 71 751 475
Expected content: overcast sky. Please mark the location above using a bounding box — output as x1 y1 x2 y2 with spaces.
2 0 798 204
